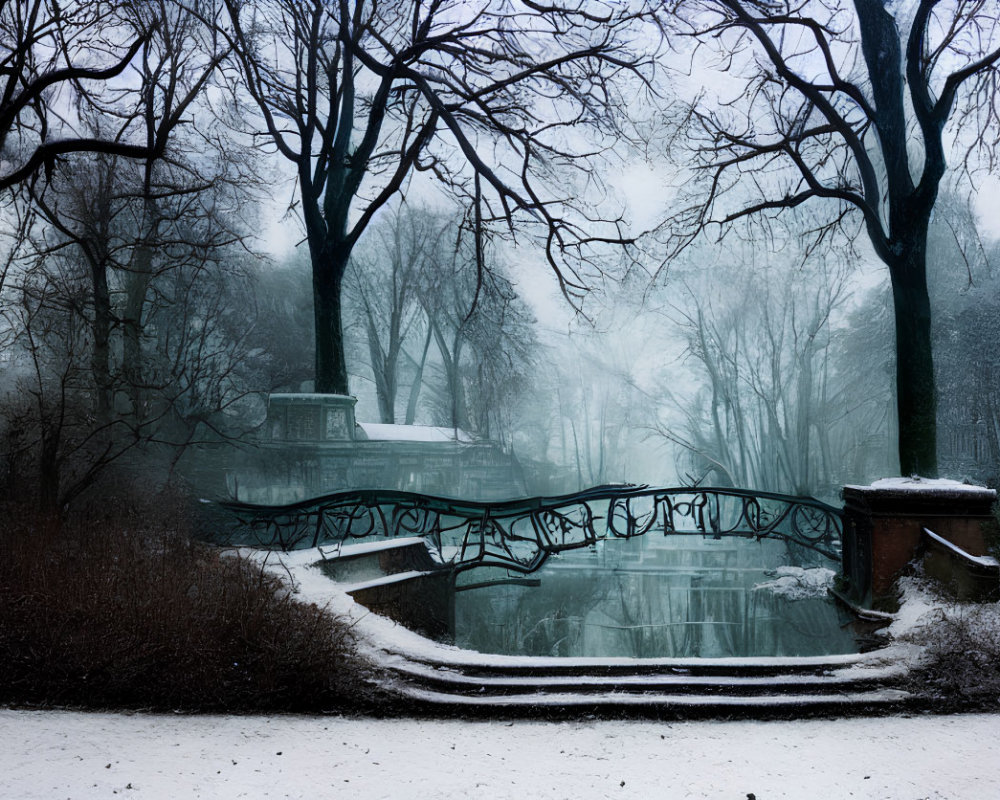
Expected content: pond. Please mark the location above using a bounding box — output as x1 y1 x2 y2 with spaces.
451 535 859 659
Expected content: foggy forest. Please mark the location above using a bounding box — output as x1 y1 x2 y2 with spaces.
3 0 1000 513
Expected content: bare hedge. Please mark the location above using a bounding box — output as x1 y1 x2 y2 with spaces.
0 497 382 712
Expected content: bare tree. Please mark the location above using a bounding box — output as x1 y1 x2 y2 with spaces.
928 194 1000 482
0 1 164 190
220 0 653 395
659 248 853 495
414 222 536 437
0 227 260 512
0 2 261 512
418 232 476 432
464 281 537 447
0 188 36 297
24 0 238 424
1 250 140 510
346 204 449 423
29 153 122 425
246 252 315 393
663 0 1000 476
545 315 660 489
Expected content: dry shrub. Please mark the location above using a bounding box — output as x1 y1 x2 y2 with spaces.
0 496 382 712
905 603 1000 711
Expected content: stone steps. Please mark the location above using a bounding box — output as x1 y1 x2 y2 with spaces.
317 537 443 582
395 685 912 717
317 540 914 716
374 649 913 717
389 660 899 695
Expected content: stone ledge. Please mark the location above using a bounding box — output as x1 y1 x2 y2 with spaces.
843 478 996 516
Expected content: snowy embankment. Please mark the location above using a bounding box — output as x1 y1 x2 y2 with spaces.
242 545 921 675
3 708 1000 800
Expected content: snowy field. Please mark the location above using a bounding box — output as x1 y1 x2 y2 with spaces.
3 708 999 800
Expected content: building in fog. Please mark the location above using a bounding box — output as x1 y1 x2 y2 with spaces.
229 393 527 504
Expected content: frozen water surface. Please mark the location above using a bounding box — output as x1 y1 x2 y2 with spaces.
451 535 858 658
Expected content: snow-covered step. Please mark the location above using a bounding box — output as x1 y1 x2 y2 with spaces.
316 536 442 583
343 568 455 641
372 640 913 716
379 650 882 679
386 659 905 698
392 685 913 716
343 569 440 594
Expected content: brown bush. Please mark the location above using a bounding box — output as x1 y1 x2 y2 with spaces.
902 584 1000 711
0 496 382 712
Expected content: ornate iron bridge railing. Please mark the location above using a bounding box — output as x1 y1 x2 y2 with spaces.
212 485 843 574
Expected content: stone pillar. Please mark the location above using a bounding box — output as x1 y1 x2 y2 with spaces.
265 393 357 442
842 478 997 608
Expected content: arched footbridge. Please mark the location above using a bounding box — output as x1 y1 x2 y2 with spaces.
213 485 843 574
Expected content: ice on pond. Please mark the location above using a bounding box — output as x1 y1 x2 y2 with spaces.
753 566 837 600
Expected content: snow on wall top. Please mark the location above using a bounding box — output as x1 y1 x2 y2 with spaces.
844 477 996 497
357 422 475 443
268 393 356 402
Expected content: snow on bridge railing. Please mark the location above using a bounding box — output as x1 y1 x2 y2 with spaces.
210 485 843 573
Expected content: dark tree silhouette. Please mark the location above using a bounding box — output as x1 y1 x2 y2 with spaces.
221 0 653 395
26 0 233 425
0 1 165 191
0 2 250 511
665 0 1000 476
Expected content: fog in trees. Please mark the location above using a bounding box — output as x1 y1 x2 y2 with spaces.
662 0 1000 478
219 0 654 396
4 1 1000 514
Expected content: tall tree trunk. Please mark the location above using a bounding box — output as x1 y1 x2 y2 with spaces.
404 324 433 425
123 248 152 422
857 0 940 476
365 314 393 423
794 345 814 494
430 320 469 430
123 176 162 424
888 242 937 476
383 339 400 425
450 336 468 431
38 423 61 514
313 248 349 394
89 256 112 425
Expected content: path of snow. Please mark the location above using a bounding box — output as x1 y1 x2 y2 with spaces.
3 709 999 799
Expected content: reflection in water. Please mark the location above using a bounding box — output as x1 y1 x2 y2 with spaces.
453 536 857 658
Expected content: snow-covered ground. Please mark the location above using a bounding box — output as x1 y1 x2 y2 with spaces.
844 477 997 498
3 708 999 799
